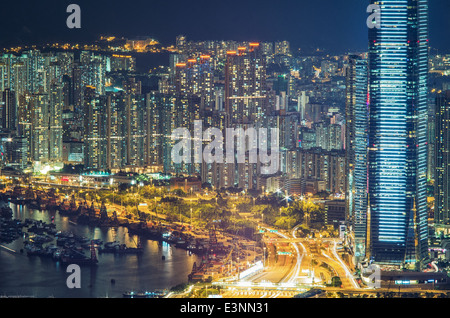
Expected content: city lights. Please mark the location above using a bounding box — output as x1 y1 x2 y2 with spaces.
0 0 448 304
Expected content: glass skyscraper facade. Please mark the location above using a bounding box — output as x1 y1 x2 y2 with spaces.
367 0 429 267
346 55 369 263
435 91 450 225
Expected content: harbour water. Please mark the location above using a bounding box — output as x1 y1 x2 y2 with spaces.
0 203 200 298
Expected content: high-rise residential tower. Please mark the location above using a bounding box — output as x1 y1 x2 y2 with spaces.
224 43 268 126
222 43 270 189
83 87 108 170
1 88 16 131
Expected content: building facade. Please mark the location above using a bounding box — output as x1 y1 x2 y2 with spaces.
367 0 429 268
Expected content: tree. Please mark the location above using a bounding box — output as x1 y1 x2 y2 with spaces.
172 188 186 197
314 191 330 199
251 205 272 219
274 216 297 230
233 197 252 212
202 182 212 189
118 183 131 192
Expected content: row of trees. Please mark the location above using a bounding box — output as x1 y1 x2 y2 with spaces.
57 183 328 236
96 185 258 238
250 200 326 231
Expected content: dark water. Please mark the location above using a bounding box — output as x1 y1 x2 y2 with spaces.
0 203 200 298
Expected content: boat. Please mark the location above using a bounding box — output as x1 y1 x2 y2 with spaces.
10 187 26 204
24 244 43 256
175 239 188 248
104 241 120 248
46 197 59 210
99 241 143 254
92 239 103 245
28 234 54 244
60 247 98 266
59 200 71 214
60 255 98 265
56 237 67 246
52 248 64 260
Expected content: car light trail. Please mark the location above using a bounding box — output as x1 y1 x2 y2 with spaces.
330 240 360 289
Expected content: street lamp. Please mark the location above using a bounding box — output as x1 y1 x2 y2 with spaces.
284 194 290 207
263 247 266 268
237 257 240 281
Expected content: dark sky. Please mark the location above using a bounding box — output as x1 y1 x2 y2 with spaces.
0 0 449 54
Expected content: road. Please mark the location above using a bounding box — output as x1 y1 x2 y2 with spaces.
219 223 361 298
247 235 295 284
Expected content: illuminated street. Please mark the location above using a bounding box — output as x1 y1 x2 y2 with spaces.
198 223 363 298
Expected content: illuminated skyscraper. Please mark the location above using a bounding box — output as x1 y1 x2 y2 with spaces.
126 93 146 167
174 55 214 110
48 83 63 162
146 92 201 175
224 43 268 126
345 55 369 263
31 93 49 162
274 41 290 56
78 51 108 97
146 92 171 167
1 88 16 131
435 91 450 225
83 87 108 170
106 92 127 169
110 54 136 72
223 43 269 189
345 58 357 225
367 0 429 268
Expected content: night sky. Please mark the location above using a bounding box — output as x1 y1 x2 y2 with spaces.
0 0 449 54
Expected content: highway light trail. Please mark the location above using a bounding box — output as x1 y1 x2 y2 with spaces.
258 225 301 285
330 240 360 289
291 224 306 284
